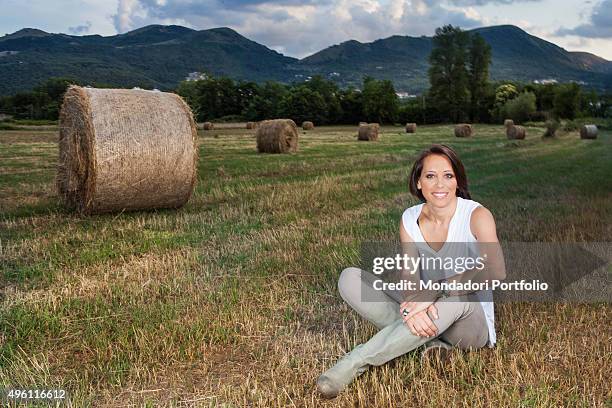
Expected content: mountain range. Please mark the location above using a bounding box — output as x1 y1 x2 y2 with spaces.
0 24 611 96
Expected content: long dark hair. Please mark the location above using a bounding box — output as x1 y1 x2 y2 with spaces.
408 144 471 201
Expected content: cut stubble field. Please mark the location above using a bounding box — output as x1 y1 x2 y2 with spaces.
0 124 610 407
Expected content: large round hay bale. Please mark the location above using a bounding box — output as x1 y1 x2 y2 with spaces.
58 86 198 215
454 124 473 138
358 123 379 141
302 121 314 130
506 125 526 140
504 119 514 128
405 123 417 133
202 122 214 130
246 121 257 129
256 119 298 153
580 124 598 139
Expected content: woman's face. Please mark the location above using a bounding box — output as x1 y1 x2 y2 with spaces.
417 154 457 206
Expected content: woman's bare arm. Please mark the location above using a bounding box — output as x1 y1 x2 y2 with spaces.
441 206 506 296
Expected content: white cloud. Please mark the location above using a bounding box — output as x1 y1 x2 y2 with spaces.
113 0 145 33
68 21 92 34
0 0 116 37
555 0 612 38
106 0 487 57
3 0 609 59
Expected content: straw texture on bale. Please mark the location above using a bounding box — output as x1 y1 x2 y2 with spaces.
580 124 598 139
506 125 526 140
58 86 198 215
246 121 257 129
202 122 214 130
256 119 298 153
504 119 514 128
454 124 473 138
302 121 314 130
358 123 380 141
405 123 417 133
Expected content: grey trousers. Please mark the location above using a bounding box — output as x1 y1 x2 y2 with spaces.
338 267 489 354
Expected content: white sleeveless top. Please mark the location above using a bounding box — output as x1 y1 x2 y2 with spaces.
401 196 496 347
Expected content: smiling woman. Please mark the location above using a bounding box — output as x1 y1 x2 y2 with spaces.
316 143 505 399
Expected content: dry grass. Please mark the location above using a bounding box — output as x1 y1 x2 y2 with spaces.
0 124 610 407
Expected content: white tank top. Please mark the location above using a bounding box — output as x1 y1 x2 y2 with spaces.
401 196 496 347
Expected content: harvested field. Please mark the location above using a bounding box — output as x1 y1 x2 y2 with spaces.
1 124 610 407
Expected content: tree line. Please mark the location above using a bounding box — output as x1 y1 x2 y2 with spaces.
176 75 400 125
1 25 610 124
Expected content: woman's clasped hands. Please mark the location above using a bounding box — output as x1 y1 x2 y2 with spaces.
400 300 439 337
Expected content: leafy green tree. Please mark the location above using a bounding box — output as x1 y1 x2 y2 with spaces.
579 89 597 117
34 77 75 100
523 83 555 112
468 34 492 122
492 83 519 120
553 83 581 119
0 77 77 119
538 84 557 112
339 87 364 124
243 81 288 120
362 77 399 124
177 76 244 121
428 25 470 122
502 91 536 124
494 84 519 107
176 80 199 113
280 86 327 124
235 81 260 114
302 75 343 123
398 97 423 124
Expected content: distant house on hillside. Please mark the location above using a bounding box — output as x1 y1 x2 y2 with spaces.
533 79 558 85
186 72 209 81
396 92 417 99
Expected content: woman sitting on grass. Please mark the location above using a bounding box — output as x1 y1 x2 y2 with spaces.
317 144 506 398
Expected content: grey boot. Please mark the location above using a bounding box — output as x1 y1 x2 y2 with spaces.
317 319 432 398
316 344 369 399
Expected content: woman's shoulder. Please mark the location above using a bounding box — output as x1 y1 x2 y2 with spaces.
401 202 424 220
458 196 483 212
468 202 497 240
459 197 492 218
400 202 424 240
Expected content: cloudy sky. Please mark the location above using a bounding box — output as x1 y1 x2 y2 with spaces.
1 0 610 59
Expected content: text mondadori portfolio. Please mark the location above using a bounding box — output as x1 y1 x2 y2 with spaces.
372 279 549 291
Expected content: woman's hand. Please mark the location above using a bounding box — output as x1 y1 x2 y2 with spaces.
400 300 434 320
401 303 439 337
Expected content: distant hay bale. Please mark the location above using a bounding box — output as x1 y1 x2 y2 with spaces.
504 119 514 128
454 124 473 138
358 123 380 141
302 121 314 130
202 122 214 130
580 124 598 139
256 119 298 153
359 121 367 126
506 125 526 140
405 123 417 133
246 121 257 129
58 86 198 215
